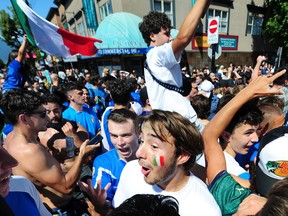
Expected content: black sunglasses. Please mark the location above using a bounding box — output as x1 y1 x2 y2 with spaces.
25 110 47 118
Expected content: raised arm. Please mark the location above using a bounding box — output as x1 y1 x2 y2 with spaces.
16 34 28 63
252 55 266 80
203 69 286 185
22 140 100 194
172 0 212 59
62 122 88 148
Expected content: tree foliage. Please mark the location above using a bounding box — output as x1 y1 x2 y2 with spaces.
263 0 288 56
0 4 42 60
0 6 23 49
0 59 5 69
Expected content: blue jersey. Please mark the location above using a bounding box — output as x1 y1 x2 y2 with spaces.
92 148 126 201
5 176 51 216
3 60 26 91
101 108 114 151
63 106 100 138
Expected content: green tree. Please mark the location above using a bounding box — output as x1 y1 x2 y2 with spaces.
263 0 288 59
0 58 5 69
0 6 23 49
0 3 42 60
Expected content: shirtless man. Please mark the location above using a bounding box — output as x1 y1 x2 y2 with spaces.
1 90 100 213
38 94 89 173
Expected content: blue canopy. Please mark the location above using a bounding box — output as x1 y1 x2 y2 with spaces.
95 12 147 55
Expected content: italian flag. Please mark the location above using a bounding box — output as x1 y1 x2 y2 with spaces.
152 155 165 167
11 0 102 58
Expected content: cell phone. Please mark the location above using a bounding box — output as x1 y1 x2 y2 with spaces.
88 134 103 145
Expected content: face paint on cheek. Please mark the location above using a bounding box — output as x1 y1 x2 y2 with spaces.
152 155 165 167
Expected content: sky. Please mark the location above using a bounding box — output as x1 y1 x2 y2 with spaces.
0 0 56 62
1 0 56 18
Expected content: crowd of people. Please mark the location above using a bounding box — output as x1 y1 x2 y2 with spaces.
0 0 288 215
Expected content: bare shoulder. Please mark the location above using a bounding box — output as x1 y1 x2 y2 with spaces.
38 128 60 147
5 135 59 173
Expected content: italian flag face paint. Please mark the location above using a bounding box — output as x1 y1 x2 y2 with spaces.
152 155 165 167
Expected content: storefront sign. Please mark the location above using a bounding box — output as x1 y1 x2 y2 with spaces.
192 33 238 50
97 48 146 55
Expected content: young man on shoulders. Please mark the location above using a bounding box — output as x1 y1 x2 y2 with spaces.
139 0 212 132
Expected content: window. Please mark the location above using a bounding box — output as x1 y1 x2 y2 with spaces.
78 22 85 36
208 9 228 34
246 12 263 35
153 0 174 26
100 1 112 21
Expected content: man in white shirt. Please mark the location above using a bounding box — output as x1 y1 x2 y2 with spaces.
80 110 221 216
138 0 212 133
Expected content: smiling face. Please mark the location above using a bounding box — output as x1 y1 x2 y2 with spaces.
136 122 179 187
108 119 139 162
0 147 18 197
227 123 259 156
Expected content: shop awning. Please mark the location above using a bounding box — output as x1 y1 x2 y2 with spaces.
94 12 147 55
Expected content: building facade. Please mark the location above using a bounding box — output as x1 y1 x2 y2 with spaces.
46 0 273 74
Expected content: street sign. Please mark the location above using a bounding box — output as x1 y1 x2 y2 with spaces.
208 44 222 60
208 17 219 44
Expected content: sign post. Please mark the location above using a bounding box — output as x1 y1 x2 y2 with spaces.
208 17 219 73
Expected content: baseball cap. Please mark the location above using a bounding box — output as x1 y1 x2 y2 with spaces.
256 126 288 196
199 80 213 98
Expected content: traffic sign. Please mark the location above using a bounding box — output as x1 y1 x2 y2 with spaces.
209 19 218 34
208 17 219 44
208 44 222 60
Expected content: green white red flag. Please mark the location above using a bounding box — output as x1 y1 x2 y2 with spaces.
10 0 102 58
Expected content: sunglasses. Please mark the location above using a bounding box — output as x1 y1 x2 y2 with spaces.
25 110 47 118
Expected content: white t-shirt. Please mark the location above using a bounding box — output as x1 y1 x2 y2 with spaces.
224 152 248 176
113 160 221 216
6 176 51 216
145 43 204 132
197 152 248 177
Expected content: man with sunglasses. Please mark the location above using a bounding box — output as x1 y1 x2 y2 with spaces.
1 89 100 214
138 0 212 133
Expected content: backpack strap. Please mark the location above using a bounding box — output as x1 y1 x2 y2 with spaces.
144 61 185 95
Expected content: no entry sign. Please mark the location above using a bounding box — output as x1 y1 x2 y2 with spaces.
208 17 219 44
209 19 218 34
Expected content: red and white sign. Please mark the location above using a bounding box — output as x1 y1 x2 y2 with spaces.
208 17 219 44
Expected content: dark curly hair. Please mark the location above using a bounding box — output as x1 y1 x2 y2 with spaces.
107 79 133 106
217 95 263 134
0 89 46 125
139 11 172 46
